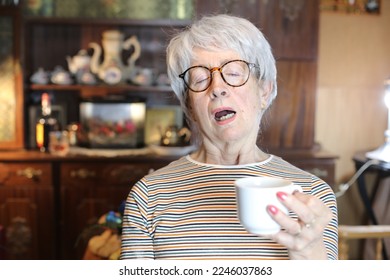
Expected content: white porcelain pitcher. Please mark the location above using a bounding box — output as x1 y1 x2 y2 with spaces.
89 30 141 84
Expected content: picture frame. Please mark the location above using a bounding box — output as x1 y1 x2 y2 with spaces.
0 9 24 150
144 105 183 146
320 0 380 15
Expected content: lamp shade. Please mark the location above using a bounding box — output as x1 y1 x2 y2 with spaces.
365 77 390 162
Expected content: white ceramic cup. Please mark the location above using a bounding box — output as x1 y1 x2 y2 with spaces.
235 176 302 235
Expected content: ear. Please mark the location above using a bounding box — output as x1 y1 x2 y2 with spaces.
260 81 273 109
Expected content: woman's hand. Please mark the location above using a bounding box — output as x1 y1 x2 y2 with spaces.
266 191 333 260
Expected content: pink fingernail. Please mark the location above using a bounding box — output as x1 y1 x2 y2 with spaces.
276 191 288 201
267 205 278 215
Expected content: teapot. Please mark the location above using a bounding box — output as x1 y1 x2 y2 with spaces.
89 30 141 85
66 49 91 75
30 67 49 84
66 49 97 85
131 67 156 86
160 125 191 147
51 66 72 85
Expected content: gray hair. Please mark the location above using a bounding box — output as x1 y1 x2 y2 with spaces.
166 14 277 140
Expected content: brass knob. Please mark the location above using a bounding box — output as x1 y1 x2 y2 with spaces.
17 167 42 179
70 168 96 179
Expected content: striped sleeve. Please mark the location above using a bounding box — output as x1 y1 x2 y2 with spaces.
311 176 338 260
120 179 154 259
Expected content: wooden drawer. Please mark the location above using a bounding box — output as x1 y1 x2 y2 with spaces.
292 159 336 188
0 161 54 259
60 161 159 259
0 162 52 187
61 162 155 187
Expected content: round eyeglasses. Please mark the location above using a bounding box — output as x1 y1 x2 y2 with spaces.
178 59 258 92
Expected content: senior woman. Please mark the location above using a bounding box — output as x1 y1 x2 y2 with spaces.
120 14 338 260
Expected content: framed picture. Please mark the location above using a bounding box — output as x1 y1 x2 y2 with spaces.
320 0 380 15
0 8 23 150
144 105 183 145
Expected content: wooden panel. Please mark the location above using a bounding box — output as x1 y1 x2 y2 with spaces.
61 162 155 186
195 0 260 22
25 23 82 77
195 0 319 60
0 198 38 259
60 161 162 259
0 162 52 186
0 164 55 260
260 61 317 150
258 0 319 60
292 157 336 187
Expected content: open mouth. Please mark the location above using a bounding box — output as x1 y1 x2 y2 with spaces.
214 110 236 121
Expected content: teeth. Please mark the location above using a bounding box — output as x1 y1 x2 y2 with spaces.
217 112 235 121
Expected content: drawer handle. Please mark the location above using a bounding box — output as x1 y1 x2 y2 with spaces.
70 169 96 179
17 167 42 179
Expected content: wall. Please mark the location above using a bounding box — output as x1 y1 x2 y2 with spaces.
316 0 390 258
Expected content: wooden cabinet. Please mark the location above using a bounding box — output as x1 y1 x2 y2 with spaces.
0 161 54 259
59 160 167 259
0 151 173 260
23 17 189 89
283 150 337 188
21 0 322 154
22 17 186 149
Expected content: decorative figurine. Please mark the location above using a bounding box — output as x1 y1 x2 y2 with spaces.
30 67 49 84
66 49 96 84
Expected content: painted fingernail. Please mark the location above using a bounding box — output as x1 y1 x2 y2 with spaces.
276 191 288 201
267 205 278 215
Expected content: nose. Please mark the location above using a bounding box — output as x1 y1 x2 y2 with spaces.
209 69 228 98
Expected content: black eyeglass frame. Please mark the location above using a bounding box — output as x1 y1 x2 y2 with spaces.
178 59 258 93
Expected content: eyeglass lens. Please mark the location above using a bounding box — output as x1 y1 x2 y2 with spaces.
181 60 252 92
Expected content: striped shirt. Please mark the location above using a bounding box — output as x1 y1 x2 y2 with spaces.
120 155 338 260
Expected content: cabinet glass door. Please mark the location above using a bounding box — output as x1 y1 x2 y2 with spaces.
0 7 23 149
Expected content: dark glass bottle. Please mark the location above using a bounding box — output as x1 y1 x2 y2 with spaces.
36 93 58 152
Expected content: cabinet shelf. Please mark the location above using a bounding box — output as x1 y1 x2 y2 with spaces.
24 16 191 27
29 83 173 93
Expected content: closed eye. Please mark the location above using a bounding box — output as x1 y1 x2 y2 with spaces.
225 71 241 77
192 75 210 85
